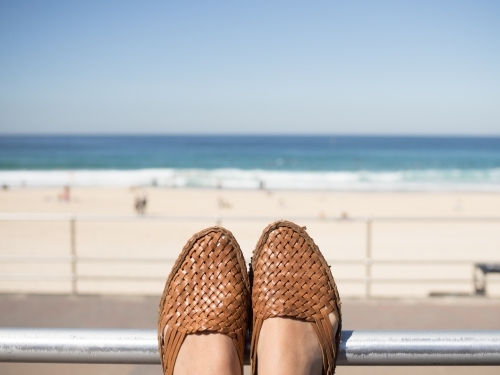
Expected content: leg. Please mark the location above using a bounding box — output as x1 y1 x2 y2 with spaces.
257 314 338 375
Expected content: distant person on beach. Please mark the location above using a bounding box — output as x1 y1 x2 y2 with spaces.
217 197 231 209
58 186 71 202
134 192 147 215
158 221 341 375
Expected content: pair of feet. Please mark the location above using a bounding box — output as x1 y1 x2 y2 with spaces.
158 220 342 375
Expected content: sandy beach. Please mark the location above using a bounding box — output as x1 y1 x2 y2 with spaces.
1 187 500 297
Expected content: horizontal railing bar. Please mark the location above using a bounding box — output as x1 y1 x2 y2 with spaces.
0 255 74 263
329 260 482 266
1 328 500 366
0 214 224 222
78 256 176 263
75 276 367 283
368 279 479 283
366 260 477 265
1 213 500 222
0 273 74 281
0 255 176 264
365 217 500 222
55 258 489 265
4 273 497 284
76 277 476 283
341 330 500 365
0 213 75 221
0 328 156 364
77 275 166 281
0 274 160 282
0 255 485 265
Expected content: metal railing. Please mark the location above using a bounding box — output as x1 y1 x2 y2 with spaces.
1 213 500 297
1 328 500 365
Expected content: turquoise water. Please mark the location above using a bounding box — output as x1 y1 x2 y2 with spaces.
1 135 499 190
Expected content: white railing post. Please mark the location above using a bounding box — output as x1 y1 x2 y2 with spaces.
70 215 77 295
215 215 222 226
365 216 373 298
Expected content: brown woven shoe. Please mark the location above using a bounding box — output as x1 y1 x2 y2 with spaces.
158 227 250 375
250 220 342 375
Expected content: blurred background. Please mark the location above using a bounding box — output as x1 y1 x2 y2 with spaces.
1 1 500 374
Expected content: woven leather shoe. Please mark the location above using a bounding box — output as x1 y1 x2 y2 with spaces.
250 220 342 375
158 227 250 375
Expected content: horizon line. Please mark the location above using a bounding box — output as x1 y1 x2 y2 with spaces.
2 133 500 138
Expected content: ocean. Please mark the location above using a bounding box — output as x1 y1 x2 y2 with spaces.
1 135 500 191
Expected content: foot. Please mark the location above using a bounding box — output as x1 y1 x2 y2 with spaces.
250 221 342 375
158 227 250 375
165 327 241 375
257 314 338 375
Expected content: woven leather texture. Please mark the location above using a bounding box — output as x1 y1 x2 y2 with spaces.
158 227 250 375
250 220 342 375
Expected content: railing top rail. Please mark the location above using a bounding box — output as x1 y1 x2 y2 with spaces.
0 255 488 265
1 213 500 222
1 328 500 366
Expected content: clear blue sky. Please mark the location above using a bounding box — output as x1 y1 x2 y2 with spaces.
1 0 499 135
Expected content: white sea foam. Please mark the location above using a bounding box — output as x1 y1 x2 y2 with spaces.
1 168 500 191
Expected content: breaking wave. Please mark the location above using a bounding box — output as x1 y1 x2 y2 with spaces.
1 168 500 191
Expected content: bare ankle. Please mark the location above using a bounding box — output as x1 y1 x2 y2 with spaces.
173 332 241 375
257 313 338 375
257 317 322 375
